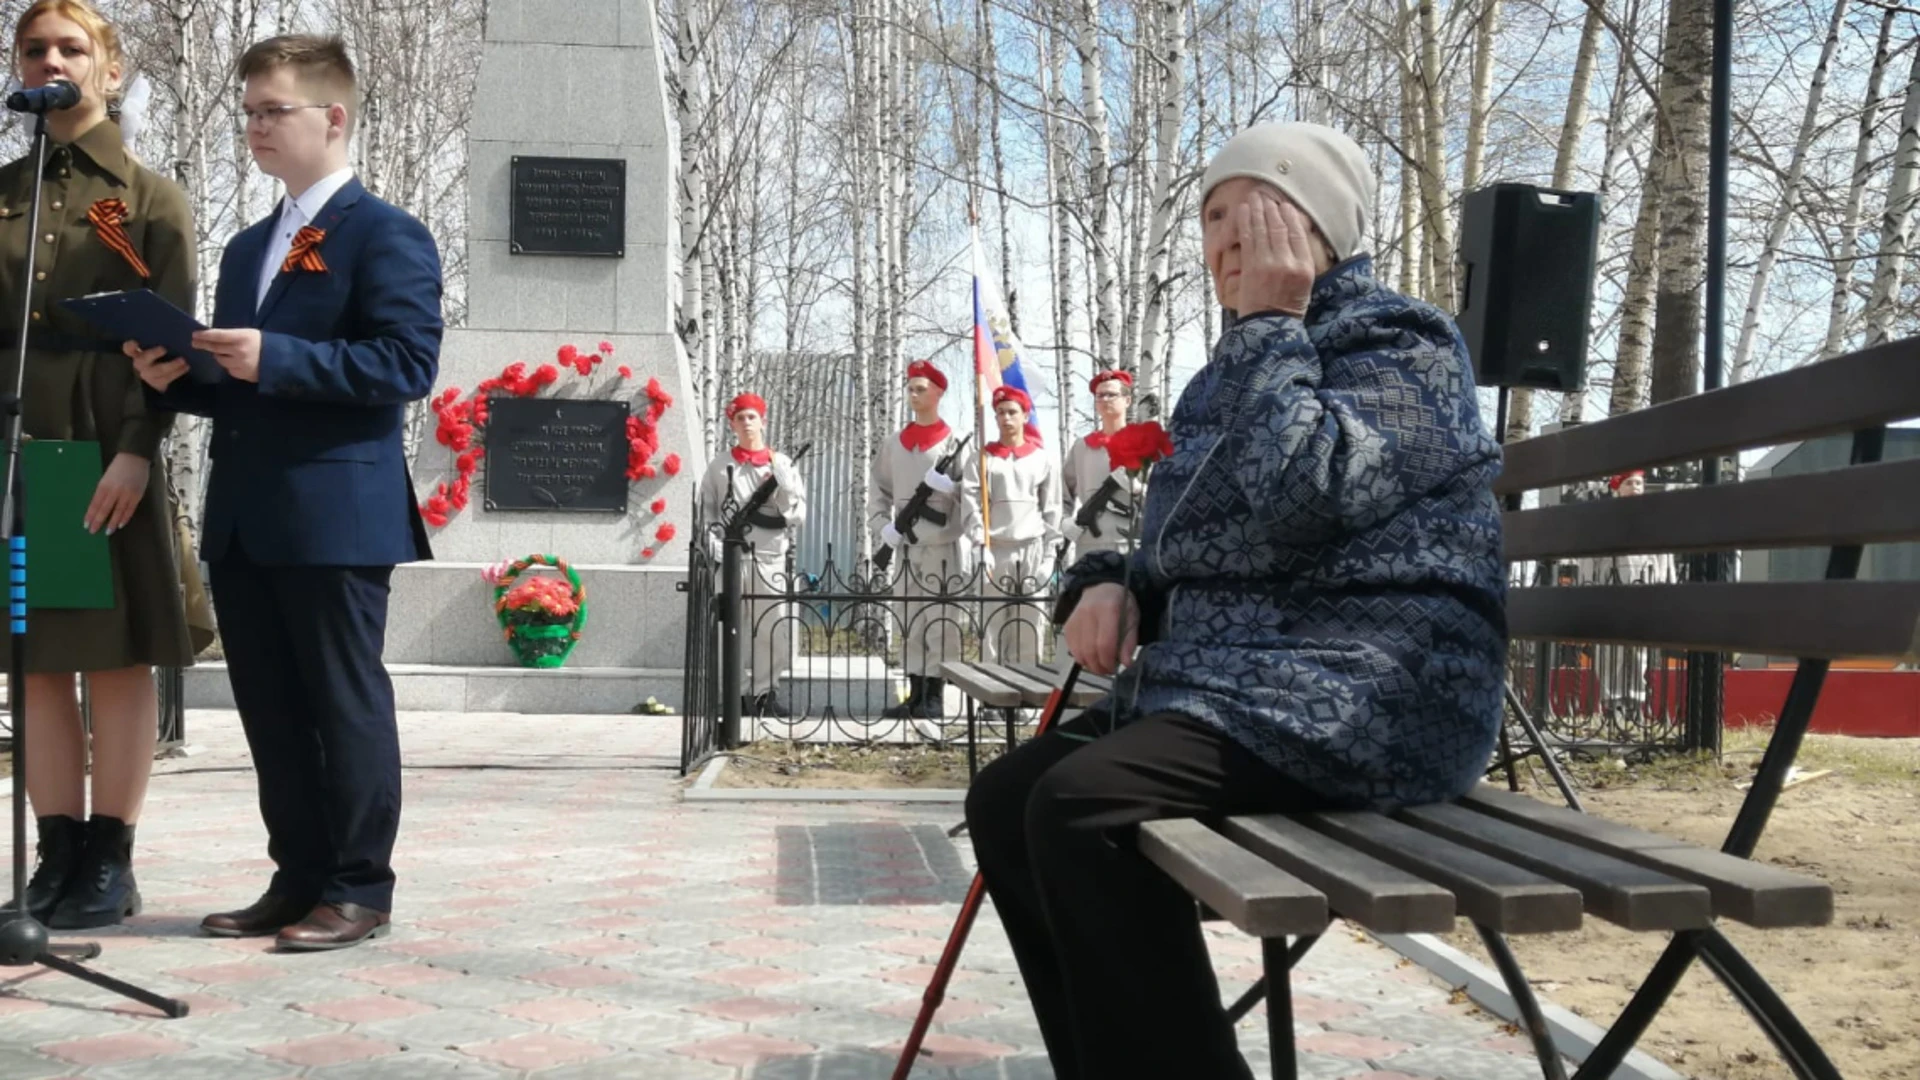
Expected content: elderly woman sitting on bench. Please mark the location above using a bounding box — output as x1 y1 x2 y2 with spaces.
963 122 1509 1080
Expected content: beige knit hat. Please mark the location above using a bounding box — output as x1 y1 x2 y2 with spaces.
1200 122 1376 262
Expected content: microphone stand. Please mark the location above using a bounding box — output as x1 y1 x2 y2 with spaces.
0 107 188 1017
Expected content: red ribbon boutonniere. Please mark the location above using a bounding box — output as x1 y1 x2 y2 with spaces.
282 225 328 274
87 199 150 279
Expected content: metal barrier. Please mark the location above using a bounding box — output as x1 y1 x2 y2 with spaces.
1505 554 1724 757
679 530 1065 774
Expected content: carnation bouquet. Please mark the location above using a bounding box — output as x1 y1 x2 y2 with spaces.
488 554 588 668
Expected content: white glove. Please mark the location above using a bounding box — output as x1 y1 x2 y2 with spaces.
980 545 998 575
1061 520 1084 545
880 522 904 548
922 467 957 495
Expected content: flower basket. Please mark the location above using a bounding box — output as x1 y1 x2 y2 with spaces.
492 555 588 669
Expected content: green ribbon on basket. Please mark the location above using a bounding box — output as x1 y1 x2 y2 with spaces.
493 554 589 669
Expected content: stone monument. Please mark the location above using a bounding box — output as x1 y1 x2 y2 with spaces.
191 0 700 712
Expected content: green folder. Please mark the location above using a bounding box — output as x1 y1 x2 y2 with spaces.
22 439 113 610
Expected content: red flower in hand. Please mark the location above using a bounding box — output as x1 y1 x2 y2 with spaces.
1106 421 1174 475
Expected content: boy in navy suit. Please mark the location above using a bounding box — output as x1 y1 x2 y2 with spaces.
130 35 439 950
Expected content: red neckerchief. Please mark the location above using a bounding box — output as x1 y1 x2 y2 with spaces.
732 446 772 467
899 420 951 453
986 438 1040 460
1085 430 1113 450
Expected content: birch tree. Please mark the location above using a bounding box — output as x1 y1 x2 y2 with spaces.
1863 38 1920 348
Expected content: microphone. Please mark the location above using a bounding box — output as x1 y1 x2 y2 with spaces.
6 79 81 114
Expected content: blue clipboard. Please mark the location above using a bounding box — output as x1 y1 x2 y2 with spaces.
59 289 224 384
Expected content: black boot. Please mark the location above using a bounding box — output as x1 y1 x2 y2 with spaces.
882 676 925 719
1 815 84 924
909 677 947 720
49 816 141 930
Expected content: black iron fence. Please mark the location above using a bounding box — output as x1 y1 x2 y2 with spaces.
679 530 1066 775
1505 553 1725 757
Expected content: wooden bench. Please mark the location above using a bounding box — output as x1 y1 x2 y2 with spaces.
943 337 1920 1080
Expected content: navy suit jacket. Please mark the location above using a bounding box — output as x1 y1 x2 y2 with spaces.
155 178 439 567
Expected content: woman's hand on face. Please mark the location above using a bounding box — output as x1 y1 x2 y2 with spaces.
1232 194 1319 318
1065 582 1141 676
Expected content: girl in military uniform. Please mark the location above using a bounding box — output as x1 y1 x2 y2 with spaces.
0 0 196 930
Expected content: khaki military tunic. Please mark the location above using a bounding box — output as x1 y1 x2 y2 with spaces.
0 120 195 672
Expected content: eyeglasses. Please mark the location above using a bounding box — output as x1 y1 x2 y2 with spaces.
241 103 335 128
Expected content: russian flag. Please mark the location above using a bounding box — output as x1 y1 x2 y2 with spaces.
971 226 1038 443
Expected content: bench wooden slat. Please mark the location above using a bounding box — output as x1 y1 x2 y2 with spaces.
1399 804 1711 931
979 663 1061 705
938 662 1025 707
1136 819 1328 938
1005 663 1107 707
1040 659 1114 697
1503 457 1920 562
1461 787 1833 928
1218 814 1454 934
1508 581 1920 661
1495 336 1920 495
1304 812 1583 933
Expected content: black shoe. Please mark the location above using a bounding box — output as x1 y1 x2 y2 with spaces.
48 817 141 930
741 694 762 716
908 677 947 720
1 815 84 925
881 676 925 720
201 892 316 938
757 691 790 718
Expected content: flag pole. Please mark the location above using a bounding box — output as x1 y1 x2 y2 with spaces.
969 219 993 560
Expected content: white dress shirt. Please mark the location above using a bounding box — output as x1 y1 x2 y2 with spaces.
257 167 355 311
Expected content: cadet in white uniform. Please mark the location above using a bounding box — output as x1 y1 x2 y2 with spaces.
979 386 1061 668
698 393 807 717
1586 470 1677 716
867 361 979 720
1063 369 1143 556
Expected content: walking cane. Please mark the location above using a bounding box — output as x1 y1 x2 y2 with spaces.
890 663 1082 1080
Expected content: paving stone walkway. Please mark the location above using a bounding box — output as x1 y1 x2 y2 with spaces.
2 712 1542 1079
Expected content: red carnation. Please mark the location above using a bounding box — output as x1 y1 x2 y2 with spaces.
663 453 681 476
617 365 633 379
655 523 677 543
637 462 657 479
599 340 615 355
1106 421 1174 474
641 547 655 558
558 343 580 365
650 498 667 514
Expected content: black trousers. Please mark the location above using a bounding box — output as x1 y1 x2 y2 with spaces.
964 710 1325 1080
210 545 401 912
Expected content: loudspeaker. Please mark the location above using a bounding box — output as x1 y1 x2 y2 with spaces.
1456 183 1600 392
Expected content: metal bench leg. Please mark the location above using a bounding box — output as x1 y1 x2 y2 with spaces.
1695 928 1841 1080
1505 683 1585 812
1573 932 1698 1079
1225 934 1321 1025
1475 924 1568 1080
1262 937 1297 1080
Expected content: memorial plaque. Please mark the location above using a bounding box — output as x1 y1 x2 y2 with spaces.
484 397 631 513
509 155 626 257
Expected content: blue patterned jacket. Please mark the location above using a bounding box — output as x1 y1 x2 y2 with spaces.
1059 256 1506 810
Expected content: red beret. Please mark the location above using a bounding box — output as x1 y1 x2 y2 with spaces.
726 393 767 419
1090 369 1133 394
1608 469 1645 491
992 386 1032 412
906 360 947 391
